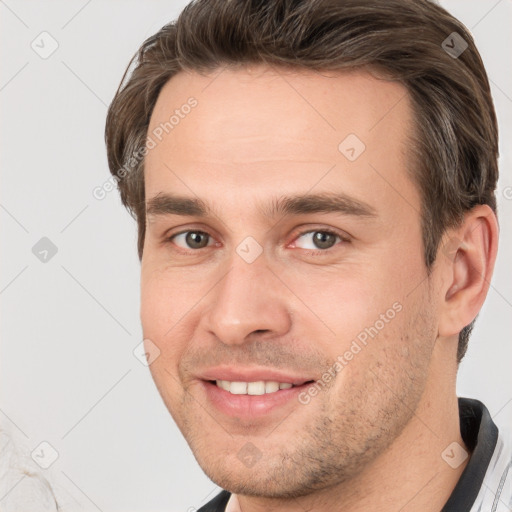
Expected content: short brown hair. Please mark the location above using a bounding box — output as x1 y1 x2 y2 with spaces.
105 0 499 363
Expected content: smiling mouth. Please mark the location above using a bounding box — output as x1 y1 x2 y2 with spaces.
208 379 315 395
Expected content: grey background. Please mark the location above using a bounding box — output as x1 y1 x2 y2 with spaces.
1 1 511 511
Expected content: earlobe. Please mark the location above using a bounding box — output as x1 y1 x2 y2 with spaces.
438 205 498 338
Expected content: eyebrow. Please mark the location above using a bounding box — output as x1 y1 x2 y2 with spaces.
146 192 377 220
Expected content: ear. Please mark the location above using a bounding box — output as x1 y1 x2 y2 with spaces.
437 205 499 338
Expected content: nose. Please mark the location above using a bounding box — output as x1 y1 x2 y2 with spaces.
202 253 292 346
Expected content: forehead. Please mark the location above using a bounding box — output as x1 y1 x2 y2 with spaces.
144 66 418 221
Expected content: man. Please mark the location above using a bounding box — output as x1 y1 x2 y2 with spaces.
105 0 511 510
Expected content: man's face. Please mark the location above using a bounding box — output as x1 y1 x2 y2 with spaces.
141 67 440 496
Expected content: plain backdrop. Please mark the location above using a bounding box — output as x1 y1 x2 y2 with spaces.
1 1 511 511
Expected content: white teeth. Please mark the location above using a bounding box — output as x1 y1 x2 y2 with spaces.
215 380 296 395
247 381 266 395
216 380 230 391
265 381 279 393
229 381 248 394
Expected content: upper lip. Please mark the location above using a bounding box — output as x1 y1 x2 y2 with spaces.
197 366 315 386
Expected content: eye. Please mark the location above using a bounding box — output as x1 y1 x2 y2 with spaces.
165 227 347 255
169 230 214 250
293 229 345 251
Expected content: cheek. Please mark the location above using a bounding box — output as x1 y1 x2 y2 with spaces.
296 263 427 375
288 268 391 343
140 266 193 335
327 296 434 419
140 270 192 373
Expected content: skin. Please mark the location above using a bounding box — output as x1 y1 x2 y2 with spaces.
140 66 498 511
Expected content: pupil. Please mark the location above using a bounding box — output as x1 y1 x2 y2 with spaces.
187 232 207 249
314 231 335 249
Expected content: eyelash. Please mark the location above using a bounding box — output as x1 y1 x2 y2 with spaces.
164 228 349 256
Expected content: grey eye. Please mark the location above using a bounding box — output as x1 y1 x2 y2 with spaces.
173 231 212 249
295 231 339 250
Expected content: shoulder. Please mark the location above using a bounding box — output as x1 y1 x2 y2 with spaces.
471 424 512 511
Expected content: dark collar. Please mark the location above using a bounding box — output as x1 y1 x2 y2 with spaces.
197 489 230 512
441 397 498 511
198 397 499 512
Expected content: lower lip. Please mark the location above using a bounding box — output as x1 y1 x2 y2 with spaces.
201 380 312 419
